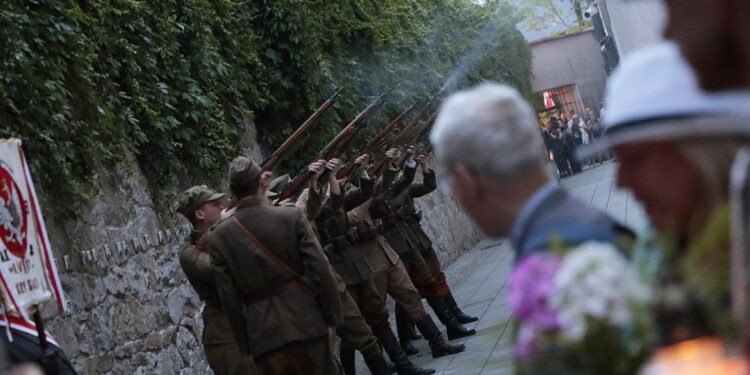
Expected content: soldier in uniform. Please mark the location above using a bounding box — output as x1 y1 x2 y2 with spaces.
176 185 258 375
288 158 392 375
315 155 436 375
332 156 466 360
389 154 479 353
208 156 344 375
368 153 476 355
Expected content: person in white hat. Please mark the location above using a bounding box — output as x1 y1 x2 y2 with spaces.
582 41 750 349
662 0 750 91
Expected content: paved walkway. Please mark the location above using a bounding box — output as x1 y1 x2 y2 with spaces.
358 162 648 374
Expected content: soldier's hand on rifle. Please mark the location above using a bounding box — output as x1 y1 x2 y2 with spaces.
325 158 341 172
405 145 417 162
385 148 397 159
355 154 369 166
309 159 327 179
415 154 427 165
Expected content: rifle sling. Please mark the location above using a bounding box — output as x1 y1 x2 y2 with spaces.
230 216 314 304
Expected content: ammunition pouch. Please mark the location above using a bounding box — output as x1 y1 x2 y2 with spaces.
355 220 385 244
398 208 422 223
356 227 378 243
383 213 402 229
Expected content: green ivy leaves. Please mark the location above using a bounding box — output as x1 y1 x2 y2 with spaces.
0 0 532 219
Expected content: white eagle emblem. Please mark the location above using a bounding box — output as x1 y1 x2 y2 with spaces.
0 180 25 245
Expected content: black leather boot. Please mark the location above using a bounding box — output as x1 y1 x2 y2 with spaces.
364 352 392 375
396 309 419 355
371 322 436 375
444 292 478 323
406 321 421 340
341 344 356 375
396 304 421 340
428 298 476 340
414 315 466 358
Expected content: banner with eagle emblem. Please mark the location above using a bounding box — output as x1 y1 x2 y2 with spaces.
0 139 66 319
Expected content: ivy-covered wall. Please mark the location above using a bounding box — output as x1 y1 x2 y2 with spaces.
0 0 532 218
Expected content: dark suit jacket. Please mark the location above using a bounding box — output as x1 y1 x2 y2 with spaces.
510 186 635 260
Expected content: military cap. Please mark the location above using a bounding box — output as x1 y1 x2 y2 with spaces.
229 156 262 187
266 174 291 198
176 185 225 218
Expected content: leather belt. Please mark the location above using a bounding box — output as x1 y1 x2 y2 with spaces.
242 279 306 305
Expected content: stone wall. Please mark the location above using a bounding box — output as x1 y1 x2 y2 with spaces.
37 124 481 374
412 161 483 266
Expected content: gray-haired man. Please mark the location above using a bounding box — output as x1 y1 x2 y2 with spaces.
429 83 634 260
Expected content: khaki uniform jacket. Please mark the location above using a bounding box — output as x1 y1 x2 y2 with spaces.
394 167 437 250
346 168 406 272
317 175 377 285
179 232 237 346
209 197 343 358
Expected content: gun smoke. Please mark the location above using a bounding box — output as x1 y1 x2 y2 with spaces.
441 9 508 94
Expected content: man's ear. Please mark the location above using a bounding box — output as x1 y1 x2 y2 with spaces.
194 208 206 221
453 163 482 199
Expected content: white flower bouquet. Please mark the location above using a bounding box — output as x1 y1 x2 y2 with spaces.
510 242 654 374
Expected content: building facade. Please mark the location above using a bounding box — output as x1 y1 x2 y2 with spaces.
530 29 607 119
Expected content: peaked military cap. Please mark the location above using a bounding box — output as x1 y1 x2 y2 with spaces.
176 185 225 218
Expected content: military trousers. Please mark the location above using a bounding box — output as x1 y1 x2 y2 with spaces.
420 245 451 299
346 279 390 329
399 247 444 299
255 335 342 375
337 289 381 359
204 341 259 375
370 259 428 323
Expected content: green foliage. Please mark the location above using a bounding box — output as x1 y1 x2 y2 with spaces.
0 0 532 218
516 0 592 34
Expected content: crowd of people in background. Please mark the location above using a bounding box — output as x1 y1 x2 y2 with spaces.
540 108 607 177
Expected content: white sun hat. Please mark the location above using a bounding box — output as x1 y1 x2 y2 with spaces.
579 41 750 158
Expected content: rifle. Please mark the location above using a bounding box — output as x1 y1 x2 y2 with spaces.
261 87 344 172
367 98 436 176
417 143 433 158
393 110 438 168
335 98 424 179
277 91 390 201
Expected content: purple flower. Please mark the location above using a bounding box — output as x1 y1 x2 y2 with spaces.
509 253 561 329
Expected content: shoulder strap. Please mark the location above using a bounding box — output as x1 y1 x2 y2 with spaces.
231 216 305 282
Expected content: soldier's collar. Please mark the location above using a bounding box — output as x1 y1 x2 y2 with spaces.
189 230 204 245
236 195 267 209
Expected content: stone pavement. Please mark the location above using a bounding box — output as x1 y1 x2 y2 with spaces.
357 162 649 374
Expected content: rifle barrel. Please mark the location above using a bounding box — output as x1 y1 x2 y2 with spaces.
394 110 439 167
278 91 389 201
336 98 424 179
261 87 344 171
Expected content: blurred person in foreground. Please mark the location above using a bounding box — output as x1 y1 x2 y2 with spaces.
429 83 634 258
430 83 644 374
581 41 750 373
663 0 750 90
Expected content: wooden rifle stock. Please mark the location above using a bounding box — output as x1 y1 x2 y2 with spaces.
336 98 423 179
367 99 436 176
261 87 344 172
393 110 438 167
277 91 389 201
